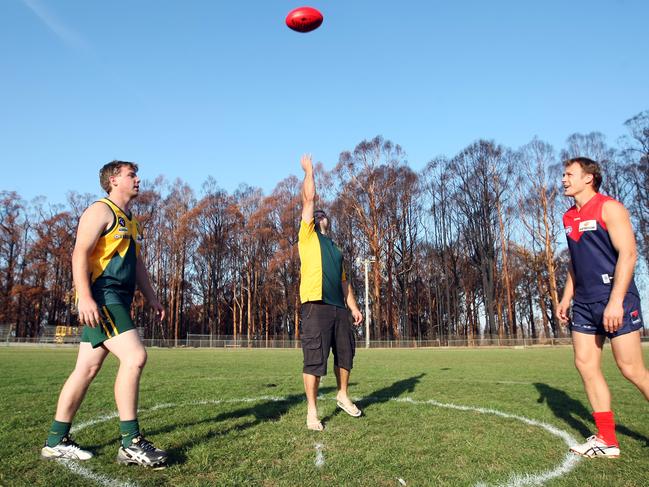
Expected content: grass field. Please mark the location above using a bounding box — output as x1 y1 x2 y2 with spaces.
1 345 648 487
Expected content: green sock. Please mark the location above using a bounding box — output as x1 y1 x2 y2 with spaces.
47 420 71 447
120 419 140 448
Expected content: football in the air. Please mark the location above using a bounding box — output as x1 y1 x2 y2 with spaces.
285 6 323 33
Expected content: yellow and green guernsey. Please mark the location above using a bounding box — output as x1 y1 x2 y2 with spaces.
87 198 142 307
298 219 346 308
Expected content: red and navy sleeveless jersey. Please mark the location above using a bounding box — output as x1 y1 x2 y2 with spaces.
563 193 639 303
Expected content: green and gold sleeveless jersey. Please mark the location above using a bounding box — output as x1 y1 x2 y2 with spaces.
88 198 141 306
298 219 346 308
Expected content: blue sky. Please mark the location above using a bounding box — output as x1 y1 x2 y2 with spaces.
1 0 648 204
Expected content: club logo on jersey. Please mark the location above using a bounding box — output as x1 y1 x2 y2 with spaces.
578 220 597 232
118 217 126 227
565 226 572 235
630 309 642 324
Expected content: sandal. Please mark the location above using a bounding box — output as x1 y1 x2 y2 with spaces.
307 418 324 431
336 400 362 417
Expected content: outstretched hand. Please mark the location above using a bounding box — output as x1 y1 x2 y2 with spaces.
300 153 313 173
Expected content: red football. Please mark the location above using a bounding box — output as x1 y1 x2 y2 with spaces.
285 6 323 33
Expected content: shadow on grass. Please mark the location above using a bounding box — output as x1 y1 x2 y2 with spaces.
320 373 426 425
82 386 341 461
534 382 649 447
157 386 339 465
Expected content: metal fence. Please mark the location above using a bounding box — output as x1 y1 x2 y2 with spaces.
186 334 579 348
4 333 648 348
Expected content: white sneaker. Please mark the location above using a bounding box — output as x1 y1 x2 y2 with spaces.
41 435 93 460
116 435 168 469
570 435 620 458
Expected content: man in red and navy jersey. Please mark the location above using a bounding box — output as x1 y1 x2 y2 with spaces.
557 157 649 458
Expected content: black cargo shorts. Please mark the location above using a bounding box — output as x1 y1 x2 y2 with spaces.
300 301 356 377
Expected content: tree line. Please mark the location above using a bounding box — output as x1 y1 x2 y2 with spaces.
2 110 648 343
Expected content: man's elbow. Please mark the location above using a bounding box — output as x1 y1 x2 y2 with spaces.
71 247 88 265
620 247 637 266
629 248 638 266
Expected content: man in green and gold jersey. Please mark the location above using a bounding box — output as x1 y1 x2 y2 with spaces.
41 161 168 468
298 154 364 431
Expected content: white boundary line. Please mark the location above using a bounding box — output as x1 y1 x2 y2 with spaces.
314 442 325 468
61 395 581 487
388 397 582 487
58 459 138 487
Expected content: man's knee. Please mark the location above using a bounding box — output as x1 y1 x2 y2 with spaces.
618 362 647 385
121 348 147 371
574 354 598 377
74 362 103 381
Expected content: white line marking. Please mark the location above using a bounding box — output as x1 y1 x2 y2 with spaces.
63 395 580 487
390 397 582 487
72 397 286 432
497 455 580 487
72 412 119 432
314 442 325 468
58 459 137 487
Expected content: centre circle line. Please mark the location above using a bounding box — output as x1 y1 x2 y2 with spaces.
63 395 581 487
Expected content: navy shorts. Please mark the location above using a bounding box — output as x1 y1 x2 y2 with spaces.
570 293 644 339
300 302 356 377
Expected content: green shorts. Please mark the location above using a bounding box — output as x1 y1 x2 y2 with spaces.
80 303 135 348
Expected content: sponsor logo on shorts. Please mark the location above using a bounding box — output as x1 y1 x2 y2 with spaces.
630 309 642 324
565 226 572 235
601 274 612 284
574 323 597 330
578 220 597 232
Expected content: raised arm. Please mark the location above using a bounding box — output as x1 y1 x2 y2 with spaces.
301 154 315 224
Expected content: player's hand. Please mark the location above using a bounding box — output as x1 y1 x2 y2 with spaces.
603 299 624 333
351 309 363 325
77 296 100 328
150 299 165 321
300 154 313 173
556 299 571 325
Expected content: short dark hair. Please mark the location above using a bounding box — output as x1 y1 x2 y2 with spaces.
99 160 138 194
313 209 328 232
564 157 602 192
